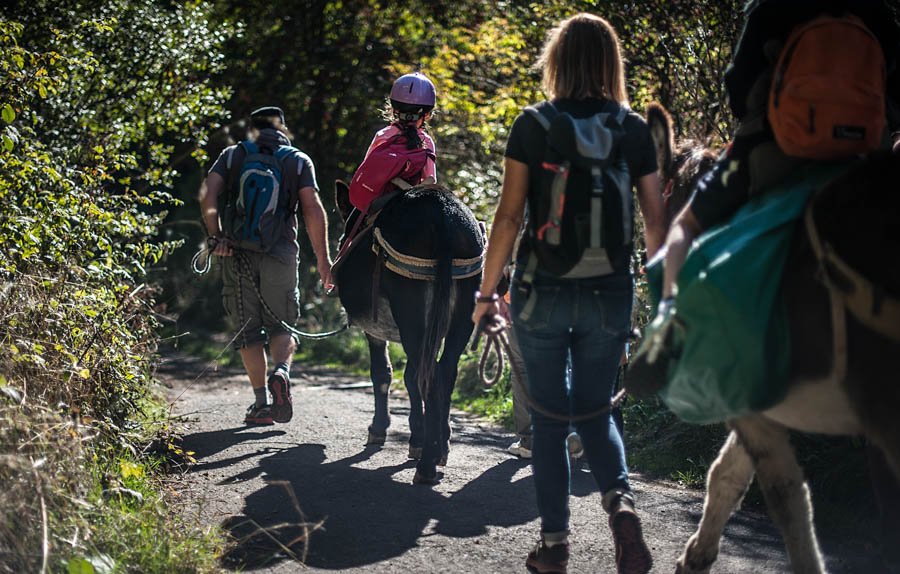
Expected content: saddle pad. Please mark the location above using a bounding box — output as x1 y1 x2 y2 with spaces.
647 162 849 424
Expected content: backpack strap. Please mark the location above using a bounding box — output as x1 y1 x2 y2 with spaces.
524 101 558 132
604 100 628 126
275 145 304 214
525 102 568 247
225 142 249 197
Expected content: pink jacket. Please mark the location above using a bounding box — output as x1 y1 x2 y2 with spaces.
366 124 437 183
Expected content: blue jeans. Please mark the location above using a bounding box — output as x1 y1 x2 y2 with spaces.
511 270 632 533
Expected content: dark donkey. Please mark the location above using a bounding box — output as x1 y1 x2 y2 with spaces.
643 103 900 574
332 182 484 485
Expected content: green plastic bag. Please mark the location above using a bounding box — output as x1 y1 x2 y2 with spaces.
646 163 847 424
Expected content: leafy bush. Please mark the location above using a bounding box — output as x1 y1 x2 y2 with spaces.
0 2 229 570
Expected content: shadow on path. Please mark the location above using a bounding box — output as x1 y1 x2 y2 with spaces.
216 442 539 570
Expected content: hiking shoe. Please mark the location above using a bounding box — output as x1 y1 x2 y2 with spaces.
567 433 584 460
508 439 533 459
525 541 569 574
609 502 653 574
244 403 274 426
267 371 293 423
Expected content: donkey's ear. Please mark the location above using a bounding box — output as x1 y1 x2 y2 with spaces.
646 102 675 178
334 179 353 221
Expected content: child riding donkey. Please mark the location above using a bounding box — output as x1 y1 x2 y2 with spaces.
335 71 439 258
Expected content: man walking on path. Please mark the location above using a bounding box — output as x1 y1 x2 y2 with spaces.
199 106 332 426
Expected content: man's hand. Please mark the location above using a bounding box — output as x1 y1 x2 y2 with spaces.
209 236 234 257
318 259 334 291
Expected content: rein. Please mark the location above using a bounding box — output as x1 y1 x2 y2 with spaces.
191 246 214 275
473 314 627 423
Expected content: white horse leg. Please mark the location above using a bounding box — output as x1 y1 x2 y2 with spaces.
732 415 826 574
676 429 755 574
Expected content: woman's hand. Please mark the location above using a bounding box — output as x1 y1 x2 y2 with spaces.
472 299 500 329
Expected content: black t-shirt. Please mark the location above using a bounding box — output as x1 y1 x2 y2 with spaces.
504 97 658 273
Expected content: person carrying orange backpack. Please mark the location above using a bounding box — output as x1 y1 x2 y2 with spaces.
649 3 900 569
649 0 900 390
682 0 899 236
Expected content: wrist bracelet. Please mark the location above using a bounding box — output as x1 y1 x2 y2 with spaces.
474 291 498 304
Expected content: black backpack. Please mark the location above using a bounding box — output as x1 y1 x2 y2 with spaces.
523 101 632 278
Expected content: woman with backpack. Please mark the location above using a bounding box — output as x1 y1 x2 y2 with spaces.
473 13 665 574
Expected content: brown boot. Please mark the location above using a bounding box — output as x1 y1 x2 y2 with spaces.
604 490 652 574
525 540 569 574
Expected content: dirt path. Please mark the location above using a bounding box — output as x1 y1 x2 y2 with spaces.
160 353 873 573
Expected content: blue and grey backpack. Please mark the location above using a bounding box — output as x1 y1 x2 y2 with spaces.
222 141 301 252
522 100 632 278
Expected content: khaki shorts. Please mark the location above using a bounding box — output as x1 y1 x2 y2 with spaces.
221 251 300 348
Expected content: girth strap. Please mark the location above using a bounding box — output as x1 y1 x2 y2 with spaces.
805 196 900 348
372 228 483 281
372 240 387 323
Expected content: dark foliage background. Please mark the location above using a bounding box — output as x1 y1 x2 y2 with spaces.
4 1 894 570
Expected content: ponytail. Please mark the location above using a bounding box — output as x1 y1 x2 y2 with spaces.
385 98 432 150
397 120 424 150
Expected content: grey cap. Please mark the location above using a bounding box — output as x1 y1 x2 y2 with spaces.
250 106 286 127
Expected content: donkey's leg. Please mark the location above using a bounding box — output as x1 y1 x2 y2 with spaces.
676 427 755 574
365 334 392 446
411 370 444 484
732 415 825 574
402 355 425 459
392 298 442 484
434 318 472 467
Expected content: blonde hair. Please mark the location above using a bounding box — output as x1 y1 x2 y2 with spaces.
536 13 628 104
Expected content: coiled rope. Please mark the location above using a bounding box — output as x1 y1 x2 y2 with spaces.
190 243 349 341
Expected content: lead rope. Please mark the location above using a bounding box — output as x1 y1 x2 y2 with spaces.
191 246 214 275
190 241 350 341
233 250 350 340
804 197 849 382
235 254 249 348
473 314 626 422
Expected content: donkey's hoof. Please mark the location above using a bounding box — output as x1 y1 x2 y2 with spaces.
675 555 712 574
438 455 448 467
366 429 386 446
412 470 439 485
408 446 423 460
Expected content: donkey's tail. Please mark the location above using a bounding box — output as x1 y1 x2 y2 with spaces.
417 215 453 399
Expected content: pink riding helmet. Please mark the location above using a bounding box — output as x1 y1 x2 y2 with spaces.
389 72 436 108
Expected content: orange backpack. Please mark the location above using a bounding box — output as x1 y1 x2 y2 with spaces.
768 14 886 160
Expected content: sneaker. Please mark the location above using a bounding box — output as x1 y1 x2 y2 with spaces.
244 403 274 426
609 500 653 574
508 439 532 459
567 433 584 460
525 541 569 574
267 371 293 423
